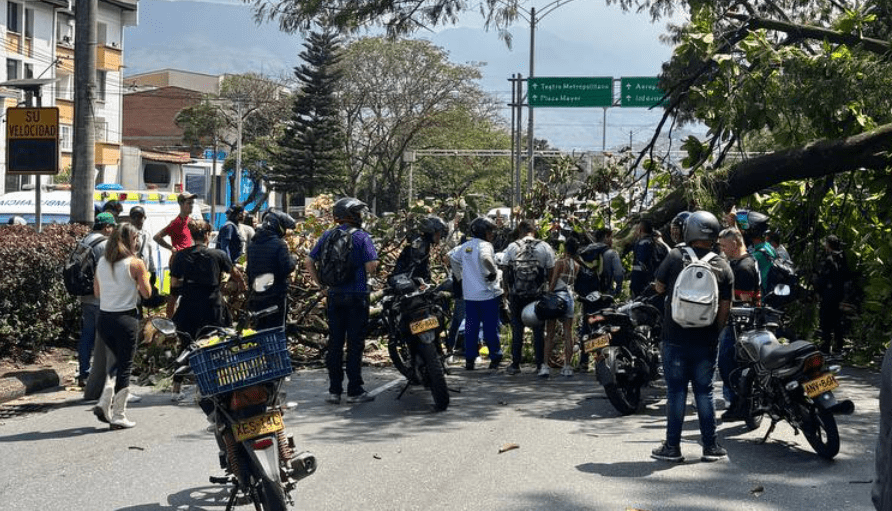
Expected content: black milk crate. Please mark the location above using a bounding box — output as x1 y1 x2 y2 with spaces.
189 328 292 396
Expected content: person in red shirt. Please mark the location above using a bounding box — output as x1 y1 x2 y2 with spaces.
154 192 197 316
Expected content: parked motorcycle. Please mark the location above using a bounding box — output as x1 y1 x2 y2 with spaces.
728 286 855 459
152 305 316 511
380 273 450 411
578 291 662 415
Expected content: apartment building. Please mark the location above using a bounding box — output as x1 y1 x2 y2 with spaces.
0 0 138 195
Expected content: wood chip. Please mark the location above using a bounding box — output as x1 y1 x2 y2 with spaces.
498 443 519 454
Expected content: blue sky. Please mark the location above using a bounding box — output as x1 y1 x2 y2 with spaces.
127 0 698 151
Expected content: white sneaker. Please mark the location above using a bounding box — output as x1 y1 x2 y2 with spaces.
560 365 574 377
537 366 550 378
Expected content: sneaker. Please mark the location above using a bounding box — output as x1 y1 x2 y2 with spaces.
488 356 503 370
346 392 375 404
537 366 550 379
505 364 521 375
77 376 87 388
651 442 684 462
560 365 574 377
325 393 341 405
701 443 728 462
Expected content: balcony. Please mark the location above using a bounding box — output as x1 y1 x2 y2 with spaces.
5 32 21 54
55 46 74 74
96 45 122 72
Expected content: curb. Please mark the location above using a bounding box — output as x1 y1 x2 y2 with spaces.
0 369 61 405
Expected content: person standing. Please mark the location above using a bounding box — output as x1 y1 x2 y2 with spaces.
545 237 579 377
450 217 504 371
155 192 198 317
305 198 378 404
629 220 666 298
128 206 157 288
78 212 115 390
247 210 297 330
216 204 246 263
502 220 555 377
594 228 624 297
651 211 733 462
92 223 152 429
814 235 849 355
716 227 761 421
239 214 256 251
392 216 447 282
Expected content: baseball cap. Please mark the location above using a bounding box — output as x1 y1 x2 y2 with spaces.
95 212 116 226
177 192 198 203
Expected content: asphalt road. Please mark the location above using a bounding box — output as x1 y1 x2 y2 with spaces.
0 362 881 511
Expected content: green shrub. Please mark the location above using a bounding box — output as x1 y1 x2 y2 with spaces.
0 224 87 361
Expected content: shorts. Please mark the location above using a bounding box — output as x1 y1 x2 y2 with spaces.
554 289 575 320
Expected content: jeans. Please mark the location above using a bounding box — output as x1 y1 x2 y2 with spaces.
717 326 737 403
78 302 99 379
446 297 466 351
464 298 502 363
509 296 545 368
326 292 369 396
662 342 718 447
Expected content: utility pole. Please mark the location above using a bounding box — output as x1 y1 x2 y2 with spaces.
235 97 243 206
527 7 536 196
72 0 97 224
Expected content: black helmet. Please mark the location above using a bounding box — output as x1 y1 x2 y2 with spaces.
671 211 691 228
333 197 367 226
418 215 448 238
684 210 721 244
744 211 770 238
469 216 496 239
129 205 145 218
262 210 296 237
226 203 245 220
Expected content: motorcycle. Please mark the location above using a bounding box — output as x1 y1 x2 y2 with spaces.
578 291 663 415
380 273 451 411
151 300 316 510
728 285 855 459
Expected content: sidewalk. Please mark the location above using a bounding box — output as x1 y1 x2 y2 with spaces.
0 348 76 405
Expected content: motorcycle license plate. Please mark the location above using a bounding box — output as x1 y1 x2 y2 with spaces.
409 316 438 334
583 334 610 354
232 411 284 443
802 373 839 398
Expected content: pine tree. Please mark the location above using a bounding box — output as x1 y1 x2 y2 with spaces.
271 30 346 200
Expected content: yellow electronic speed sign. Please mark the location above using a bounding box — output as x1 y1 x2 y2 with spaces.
6 107 60 175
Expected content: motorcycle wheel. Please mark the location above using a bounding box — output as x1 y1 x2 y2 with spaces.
800 404 840 460
598 357 641 415
418 341 449 411
740 372 763 431
388 338 415 381
256 475 288 511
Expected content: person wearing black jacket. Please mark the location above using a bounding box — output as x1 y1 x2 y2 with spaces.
814 235 849 355
246 210 297 330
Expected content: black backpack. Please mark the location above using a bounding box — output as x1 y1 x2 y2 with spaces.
318 227 357 287
574 243 608 296
650 237 669 273
759 247 798 291
509 239 545 299
181 246 221 288
62 235 105 296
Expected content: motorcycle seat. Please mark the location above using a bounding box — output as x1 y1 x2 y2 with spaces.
759 340 816 370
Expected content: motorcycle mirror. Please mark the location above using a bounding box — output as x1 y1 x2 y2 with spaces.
151 318 177 336
773 284 791 297
253 273 275 293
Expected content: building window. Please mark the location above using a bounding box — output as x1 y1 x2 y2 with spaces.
55 74 73 101
60 124 72 151
7 2 20 34
94 117 108 142
144 164 170 185
24 8 33 38
97 22 107 46
24 63 33 79
96 70 106 102
57 14 74 45
6 59 20 80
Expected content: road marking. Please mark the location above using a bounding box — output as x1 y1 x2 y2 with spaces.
367 376 406 398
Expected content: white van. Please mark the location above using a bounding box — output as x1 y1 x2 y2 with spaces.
0 189 206 293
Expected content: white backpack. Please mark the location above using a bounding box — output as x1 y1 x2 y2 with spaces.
671 247 719 328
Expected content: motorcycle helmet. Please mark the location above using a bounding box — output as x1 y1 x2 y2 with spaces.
743 211 770 238
683 210 721 245
226 203 245 221
418 215 448 239
128 205 145 219
262 210 296 237
469 216 497 240
670 211 691 243
521 301 543 328
332 197 367 226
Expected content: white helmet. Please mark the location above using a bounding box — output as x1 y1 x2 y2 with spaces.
521 301 543 328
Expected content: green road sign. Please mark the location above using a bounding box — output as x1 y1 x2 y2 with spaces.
620 77 665 108
529 77 613 108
